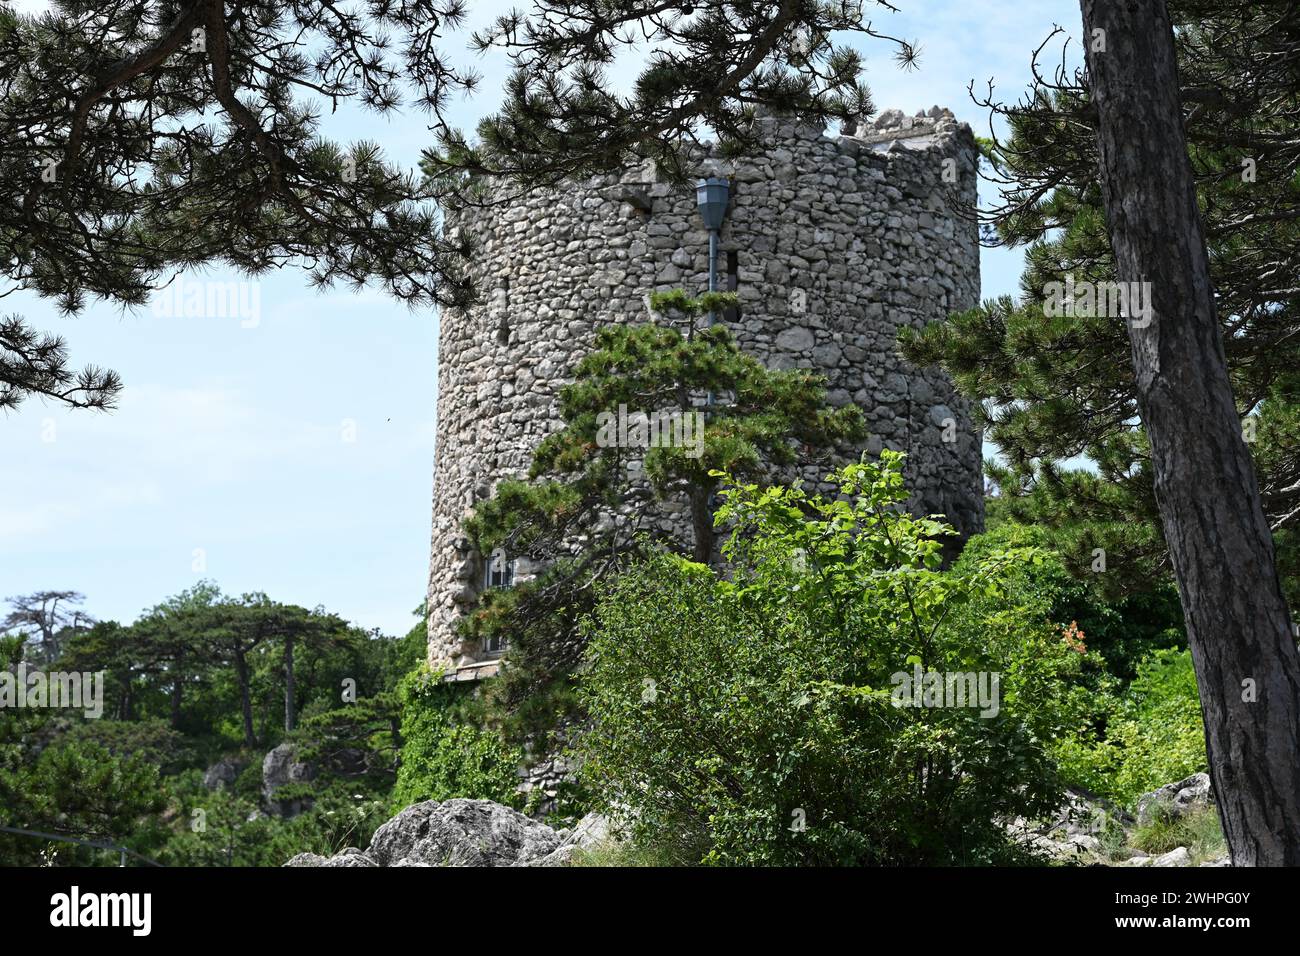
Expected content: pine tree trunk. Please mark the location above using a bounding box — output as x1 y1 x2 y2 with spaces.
233 647 257 748
169 648 184 730
1080 0 1300 865
170 678 183 730
284 634 296 733
690 485 714 564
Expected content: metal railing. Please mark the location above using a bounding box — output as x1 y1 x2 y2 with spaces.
0 823 163 867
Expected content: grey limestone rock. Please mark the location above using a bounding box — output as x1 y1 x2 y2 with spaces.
1136 773 1213 827
285 799 605 868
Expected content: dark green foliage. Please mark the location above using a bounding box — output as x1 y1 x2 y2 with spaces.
458 557 596 745
59 719 191 774
579 452 1094 865
158 783 392 868
427 2 904 186
0 1 478 314
899 0 1300 601
0 588 422 866
0 727 167 866
0 315 120 410
956 522 1185 681
534 293 866 498
0 1 484 409
58 581 386 749
291 695 401 787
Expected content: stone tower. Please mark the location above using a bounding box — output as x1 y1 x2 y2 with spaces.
427 107 984 675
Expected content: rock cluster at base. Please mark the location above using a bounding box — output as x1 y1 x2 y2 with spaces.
284 798 609 868
1009 773 1227 867
1135 772 1213 827
284 774 1225 867
1006 788 1120 862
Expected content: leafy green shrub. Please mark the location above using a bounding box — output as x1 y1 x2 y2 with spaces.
391 667 524 811
1056 647 1206 805
955 522 1185 681
953 522 1189 802
579 452 1094 866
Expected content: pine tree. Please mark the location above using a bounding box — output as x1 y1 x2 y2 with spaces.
1079 0 1300 868
463 291 864 733
1 1 910 408
899 0 1300 866
899 0 1300 602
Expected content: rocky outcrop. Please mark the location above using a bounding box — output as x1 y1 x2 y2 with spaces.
368 799 561 866
202 755 248 791
1136 772 1213 827
1008 778 1227 867
1149 847 1191 867
285 847 377 868
284 798 611 867
533 810 613 867
1006 788 1121 862
1119 846 1231 867
262 743 316 818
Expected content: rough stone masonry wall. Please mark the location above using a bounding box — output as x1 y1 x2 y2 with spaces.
427 107 984 671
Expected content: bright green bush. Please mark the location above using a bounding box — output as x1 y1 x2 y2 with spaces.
391 667 524 811
1056 647 1206 805
953 522 1195 802
579 452 1095 866
954 522 1186 681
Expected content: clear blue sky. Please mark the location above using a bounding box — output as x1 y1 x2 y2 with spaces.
0 1 1079 636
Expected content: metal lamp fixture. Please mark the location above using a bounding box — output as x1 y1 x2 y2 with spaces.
695 176 731 324
696 176 731 421
695 177 730 233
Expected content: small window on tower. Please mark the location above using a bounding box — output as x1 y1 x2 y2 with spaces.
483 548 515 590
481 549 514 658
